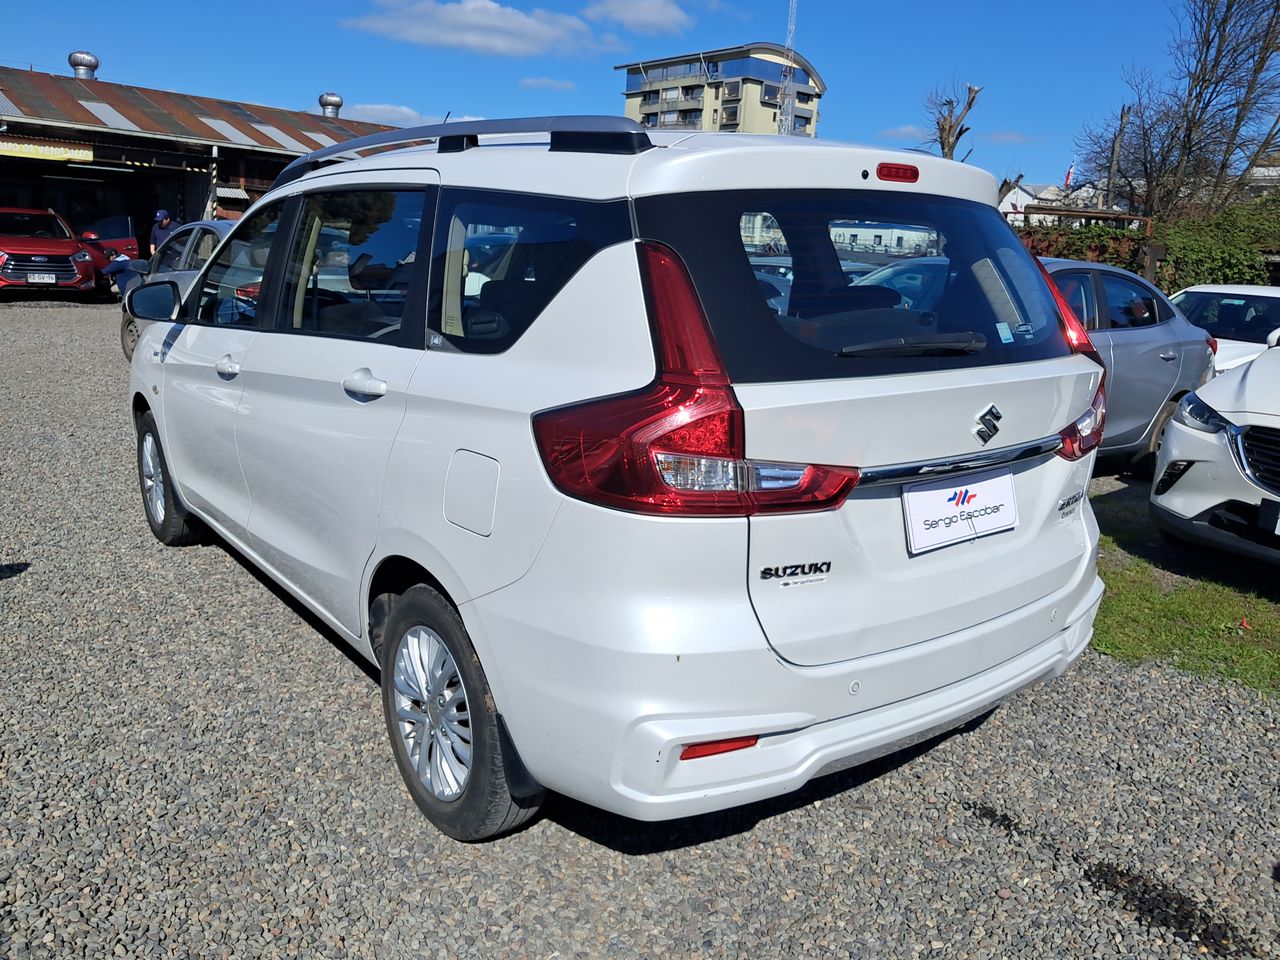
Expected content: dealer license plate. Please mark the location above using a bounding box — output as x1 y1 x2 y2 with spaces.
26 273 57 284
903 467 1019 555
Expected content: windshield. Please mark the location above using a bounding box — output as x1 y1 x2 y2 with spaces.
0 212 71 239
1172 290 1280 345
635 189 1071 381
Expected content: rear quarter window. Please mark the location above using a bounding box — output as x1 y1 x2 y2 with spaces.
635 189 1072 382
426 189 632 354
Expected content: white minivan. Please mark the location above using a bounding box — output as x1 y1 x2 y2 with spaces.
126 117 1106 841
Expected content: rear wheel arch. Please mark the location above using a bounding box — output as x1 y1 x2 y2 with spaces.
367 555 459 664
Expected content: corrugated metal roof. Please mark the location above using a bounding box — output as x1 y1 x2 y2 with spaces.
80 100 140 131
216 185 250 200
0 65 389 154
200 117 256 146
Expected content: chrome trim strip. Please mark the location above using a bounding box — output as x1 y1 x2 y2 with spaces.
858 435 1065 488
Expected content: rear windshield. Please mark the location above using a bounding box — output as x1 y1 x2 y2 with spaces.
1172 290 1280 345
0 212 71 239
634 189 1071 381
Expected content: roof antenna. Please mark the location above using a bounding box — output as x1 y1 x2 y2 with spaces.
441 111 451 124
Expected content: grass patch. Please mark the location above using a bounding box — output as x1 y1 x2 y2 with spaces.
1089 476 1280 697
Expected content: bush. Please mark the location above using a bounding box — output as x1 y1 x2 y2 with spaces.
1014 193 1280 290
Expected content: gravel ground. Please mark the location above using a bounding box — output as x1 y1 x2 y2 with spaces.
1 301 1278 959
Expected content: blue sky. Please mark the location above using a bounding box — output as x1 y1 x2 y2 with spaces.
8 0 1178 183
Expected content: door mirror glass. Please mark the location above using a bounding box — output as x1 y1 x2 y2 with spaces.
126 280 181 322
1267 327 1280 348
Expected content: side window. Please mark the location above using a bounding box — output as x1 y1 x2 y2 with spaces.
153 230 191 274
1102 274 1160 329
276 189 426 343
427 190 632 354
1053 271 1099 329
188 228 219 268
195 203 284 327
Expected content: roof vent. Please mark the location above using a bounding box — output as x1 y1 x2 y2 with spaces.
69 51 99 80
318 92 343 118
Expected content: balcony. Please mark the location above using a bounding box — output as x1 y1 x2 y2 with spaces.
640 95 704 113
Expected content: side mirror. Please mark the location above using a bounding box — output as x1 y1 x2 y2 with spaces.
1268 327 1280 349
125 259 150 274
126 280 181 323
80 230 99 241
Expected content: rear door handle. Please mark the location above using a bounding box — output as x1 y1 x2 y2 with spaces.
214 355 240 378
342 368 387 400
1159 351 1178 361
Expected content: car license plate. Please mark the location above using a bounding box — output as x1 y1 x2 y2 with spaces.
26 273 57 284
903 467 1019 555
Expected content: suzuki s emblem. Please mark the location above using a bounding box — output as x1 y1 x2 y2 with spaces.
31 255 48 262
974 404 1003 445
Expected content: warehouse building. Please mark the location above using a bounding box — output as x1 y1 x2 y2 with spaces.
0 52 387 249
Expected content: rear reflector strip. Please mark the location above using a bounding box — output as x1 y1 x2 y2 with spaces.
678 736 759 760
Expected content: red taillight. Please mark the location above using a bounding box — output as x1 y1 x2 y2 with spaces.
1036 260 1104 367
1035 262 1107 459
1057 373 1107 460
236 282 261 300
679 736 758 760
1207 336 1218 355
531 241 860 516
877 162 919 183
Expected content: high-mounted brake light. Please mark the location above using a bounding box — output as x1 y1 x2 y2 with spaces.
532 241 860 516
877 163 919 183
679 736 759 760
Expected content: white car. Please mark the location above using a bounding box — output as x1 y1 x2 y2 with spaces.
1171 284 1280 375
1150 345 1280 563
125 117 1106 841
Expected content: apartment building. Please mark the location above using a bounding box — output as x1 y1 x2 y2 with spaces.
616 42 825 136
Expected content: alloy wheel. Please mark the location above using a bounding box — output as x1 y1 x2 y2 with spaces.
140 432 165 524
392 626 473 801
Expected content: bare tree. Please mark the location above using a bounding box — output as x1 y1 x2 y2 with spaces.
925 83 982 161
1076 0 1280 218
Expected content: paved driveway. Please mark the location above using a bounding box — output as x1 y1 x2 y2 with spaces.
1 303 1277 959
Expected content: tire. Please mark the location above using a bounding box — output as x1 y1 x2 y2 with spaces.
121 313 140 361
135 411 201 546
380 584 542 841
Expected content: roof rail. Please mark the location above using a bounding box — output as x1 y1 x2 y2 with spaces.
273 115 653 189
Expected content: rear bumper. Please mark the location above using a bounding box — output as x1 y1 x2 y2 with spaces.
463 501 1103 822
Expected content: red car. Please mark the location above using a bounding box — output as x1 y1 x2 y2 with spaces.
0 207 98 295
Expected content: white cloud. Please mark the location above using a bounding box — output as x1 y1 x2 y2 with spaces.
347 0 594 57
520 76 577 91
583 0 691 34
878 124 929 141
343 103 485 127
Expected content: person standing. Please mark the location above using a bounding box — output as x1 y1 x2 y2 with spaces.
150 210 179 256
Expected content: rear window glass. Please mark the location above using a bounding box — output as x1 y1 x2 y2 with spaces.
1172 290 1280 345
635 190 1071 381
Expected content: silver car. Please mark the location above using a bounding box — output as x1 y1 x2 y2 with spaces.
856 257 1213 473
1043 259 1214 474
120 219 234 360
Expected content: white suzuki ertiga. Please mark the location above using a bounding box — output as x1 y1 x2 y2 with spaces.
126 117 1106 841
